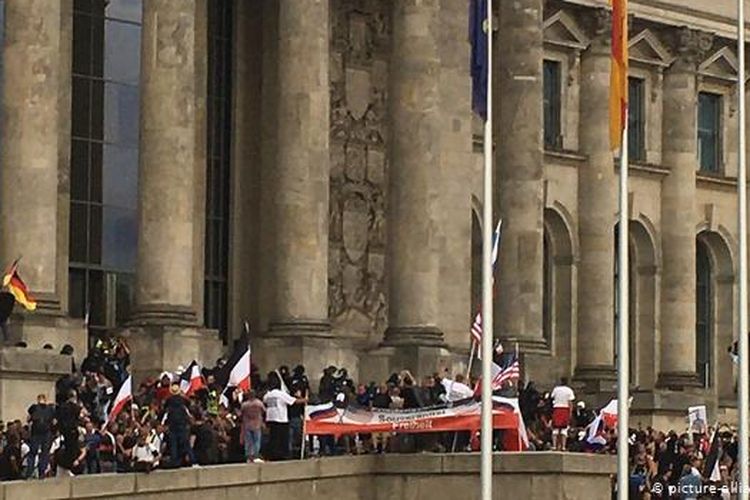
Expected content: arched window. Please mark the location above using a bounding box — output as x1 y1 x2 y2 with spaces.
696 240 712 387
614 225 636 383
543 231 552 343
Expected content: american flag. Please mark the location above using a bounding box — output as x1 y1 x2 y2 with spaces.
490 353 519 389
469 220 503 346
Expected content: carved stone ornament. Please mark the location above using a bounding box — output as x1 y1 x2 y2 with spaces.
328 0 390 336
670 27 714 69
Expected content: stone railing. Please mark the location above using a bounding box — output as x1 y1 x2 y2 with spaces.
0 452 616 500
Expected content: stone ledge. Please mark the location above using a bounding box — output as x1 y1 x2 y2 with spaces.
0 348 71 376
0 453 616 499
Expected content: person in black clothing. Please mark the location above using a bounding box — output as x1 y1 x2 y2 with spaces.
318 366 337 403
289 365 309 458
55 391 85 476
26 394 55 478
192 412 219 465
164 385 194 468
0 430 23 481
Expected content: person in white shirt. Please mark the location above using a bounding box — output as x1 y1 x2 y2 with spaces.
263 372 305 461
549 377 575 451
132 433 156 473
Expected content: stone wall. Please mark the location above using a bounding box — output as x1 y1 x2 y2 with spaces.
0 453 616 500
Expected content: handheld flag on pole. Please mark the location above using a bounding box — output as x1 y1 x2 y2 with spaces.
215 343 251 398
2 260 36 311
107 374 132 424
179 361 206 396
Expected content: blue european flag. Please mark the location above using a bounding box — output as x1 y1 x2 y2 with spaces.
470 0 488 120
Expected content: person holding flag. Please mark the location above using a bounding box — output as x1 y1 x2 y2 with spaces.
263 371 306 461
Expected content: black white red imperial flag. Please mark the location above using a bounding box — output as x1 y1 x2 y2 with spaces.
215 343 251 393
179 360 206 396
107 374 132 424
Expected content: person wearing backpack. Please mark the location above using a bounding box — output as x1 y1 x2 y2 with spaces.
26 393 55 478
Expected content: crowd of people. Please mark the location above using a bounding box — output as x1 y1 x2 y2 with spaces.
0 337 743 500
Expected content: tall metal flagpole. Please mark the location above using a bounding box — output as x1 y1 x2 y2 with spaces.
480 0 494 498
616 120 630 499
737 0 749 497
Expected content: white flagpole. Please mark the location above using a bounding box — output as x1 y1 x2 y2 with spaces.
616 119 630 499
480 0 494 499
737 0 749 497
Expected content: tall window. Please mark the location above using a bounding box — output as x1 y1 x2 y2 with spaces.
543 60 562 150
205 0 233 341
70 0 142 342
628 77 646 161
696 240 712 387
698 92 722 173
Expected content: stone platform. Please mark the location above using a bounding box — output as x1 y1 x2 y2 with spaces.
0 452 616 500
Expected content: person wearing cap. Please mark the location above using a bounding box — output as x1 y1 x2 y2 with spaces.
163 384 194 467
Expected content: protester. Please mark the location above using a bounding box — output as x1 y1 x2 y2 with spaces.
25 393 54 478
240 390 265 463
163 384 193 468
549 377 575 451
263 372 305 461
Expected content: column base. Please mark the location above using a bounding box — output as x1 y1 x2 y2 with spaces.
360 344 453 384
381 326 445 348
127 304 198 327
252 335 357 391
656 371 702 390
574 364 617 393
120 325 223 384
6 312 88 358
268 318 332 339
497 335 549 353
0 347 71 420
629 388 714 430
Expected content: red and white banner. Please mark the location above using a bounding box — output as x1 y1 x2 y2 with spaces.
305 397 523 444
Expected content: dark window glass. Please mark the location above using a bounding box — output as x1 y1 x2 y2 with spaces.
71 140 89 202
696 240 712 387
628 78 646 161
69 268 86 318
69 203 88 263
69 4 141 343
698 92 722 173
205 0 233 341
543 60 562 150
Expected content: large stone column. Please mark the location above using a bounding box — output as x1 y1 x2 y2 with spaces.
127 0 221 379
658 29 712 389
252 0 335 380
575 13 616 385
265 0 331 339
0 0 67 312
0 0 86 353
382 0 444 350
495 0 546 351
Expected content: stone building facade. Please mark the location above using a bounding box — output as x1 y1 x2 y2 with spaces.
0 0 746 423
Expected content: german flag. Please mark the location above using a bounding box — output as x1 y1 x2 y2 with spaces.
2 260 36 311
609 0 628 151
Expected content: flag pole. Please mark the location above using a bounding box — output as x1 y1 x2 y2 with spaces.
467 340 477 379
736 0 749 497
616 115 630 500
480 0 494 498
